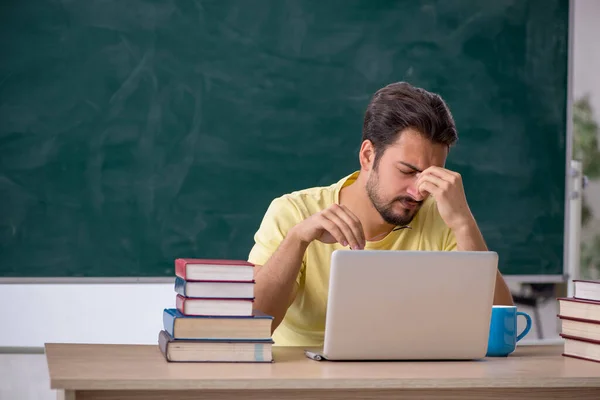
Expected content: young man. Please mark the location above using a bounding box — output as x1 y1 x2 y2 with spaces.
248 82 514 347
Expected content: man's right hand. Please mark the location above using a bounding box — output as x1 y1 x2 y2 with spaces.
290 204 366 250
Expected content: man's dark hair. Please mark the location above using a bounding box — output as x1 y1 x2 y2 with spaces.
362 82 458 167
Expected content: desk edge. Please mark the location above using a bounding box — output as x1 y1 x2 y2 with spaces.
50 377 600 391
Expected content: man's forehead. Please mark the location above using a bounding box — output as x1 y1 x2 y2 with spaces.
385 141 447 168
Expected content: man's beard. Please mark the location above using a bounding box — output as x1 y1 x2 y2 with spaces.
366 170 423 227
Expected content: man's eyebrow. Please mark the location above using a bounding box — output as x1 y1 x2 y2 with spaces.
398 161 423 173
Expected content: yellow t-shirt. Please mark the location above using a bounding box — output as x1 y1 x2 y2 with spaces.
247 171 457 347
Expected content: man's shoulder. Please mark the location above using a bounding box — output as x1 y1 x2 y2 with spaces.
275 181 338 216
269 173 352 217
254 180 340 239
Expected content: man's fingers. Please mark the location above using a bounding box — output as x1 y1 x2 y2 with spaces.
423 166 460 183
339 204 360 224
417 174 448 192
319 215 348 246
338 205 366 248
322 208 361 249
418 181 440 197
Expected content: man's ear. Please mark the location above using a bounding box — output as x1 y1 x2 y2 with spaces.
359 140 376 172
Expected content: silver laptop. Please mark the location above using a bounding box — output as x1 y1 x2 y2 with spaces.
305 250 498 361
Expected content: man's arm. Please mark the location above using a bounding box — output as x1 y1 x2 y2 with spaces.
453 220 514 306
417 166 514 306
251 202 365 333
253 229 307 332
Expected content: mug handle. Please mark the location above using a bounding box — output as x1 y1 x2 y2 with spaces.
516 311 532 342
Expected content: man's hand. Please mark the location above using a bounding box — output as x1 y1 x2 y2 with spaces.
290 204 366 250
416 166 514 305
416 166 474 231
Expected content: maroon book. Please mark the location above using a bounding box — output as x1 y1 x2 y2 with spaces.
560 333 600 363
175 258 254 282
176 294 254 317
558 314 600 344
557 298 600 321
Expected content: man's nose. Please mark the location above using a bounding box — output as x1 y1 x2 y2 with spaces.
406 177 425 201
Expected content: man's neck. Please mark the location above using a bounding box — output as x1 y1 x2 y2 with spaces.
338 173 396 242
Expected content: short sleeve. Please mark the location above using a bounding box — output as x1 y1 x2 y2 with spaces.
247 195 303 266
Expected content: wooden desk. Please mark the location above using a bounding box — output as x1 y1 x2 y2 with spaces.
45 343 600 400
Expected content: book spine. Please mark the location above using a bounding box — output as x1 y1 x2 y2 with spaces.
175 259 187 279
174 276 187 297
158 330 172 362
176 294 185 314
163 309 176 337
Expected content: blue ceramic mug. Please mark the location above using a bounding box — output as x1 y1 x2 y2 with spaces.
486 305 532 357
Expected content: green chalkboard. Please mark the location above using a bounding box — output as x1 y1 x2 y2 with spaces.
0 0 569 277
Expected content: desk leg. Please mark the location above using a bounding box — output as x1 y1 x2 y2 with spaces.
57 389 76 400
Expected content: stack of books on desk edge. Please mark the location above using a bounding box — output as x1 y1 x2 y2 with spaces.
558 279 600 363
158 258 274 363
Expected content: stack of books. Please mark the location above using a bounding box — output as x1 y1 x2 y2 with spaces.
558 279 600 363
158 258 274 363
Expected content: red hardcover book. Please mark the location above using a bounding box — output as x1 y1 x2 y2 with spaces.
560 333 600 363
176 294 253 317
557 297 600 323
558 315 600 342
175 258 254 282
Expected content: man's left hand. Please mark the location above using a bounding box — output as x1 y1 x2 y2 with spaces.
416 166 474 231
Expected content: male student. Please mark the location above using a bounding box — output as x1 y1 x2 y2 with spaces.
248 82 514 347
